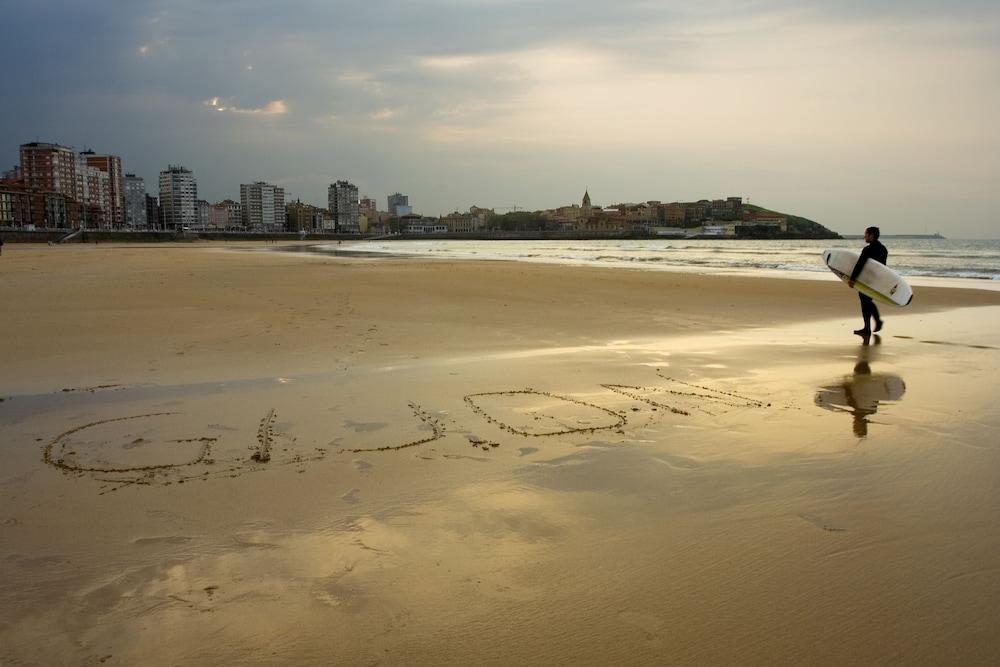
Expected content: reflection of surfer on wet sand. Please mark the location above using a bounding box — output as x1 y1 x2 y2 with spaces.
842 361 877 436
815 339 906 437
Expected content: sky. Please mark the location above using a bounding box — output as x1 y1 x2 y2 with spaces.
2 0 999 237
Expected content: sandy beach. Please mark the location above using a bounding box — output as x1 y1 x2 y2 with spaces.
2 242 1000 665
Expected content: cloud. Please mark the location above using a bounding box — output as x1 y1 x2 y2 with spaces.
203 97 288 116
335 70 387 98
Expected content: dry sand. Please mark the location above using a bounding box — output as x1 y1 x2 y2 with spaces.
2 242 1000 665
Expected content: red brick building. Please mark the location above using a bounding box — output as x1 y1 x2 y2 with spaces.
19 142 77 198
0 179 82 229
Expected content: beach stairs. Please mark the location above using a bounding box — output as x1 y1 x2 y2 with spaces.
58 229 83 243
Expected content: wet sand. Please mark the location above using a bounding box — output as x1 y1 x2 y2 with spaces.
2 243 1000 664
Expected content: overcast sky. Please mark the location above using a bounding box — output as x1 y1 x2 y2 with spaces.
2 0 998 236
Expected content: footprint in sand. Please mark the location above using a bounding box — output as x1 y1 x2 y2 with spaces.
619 611 664 640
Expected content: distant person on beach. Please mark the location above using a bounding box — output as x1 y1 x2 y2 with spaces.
848 226 888 336
0 236 4 255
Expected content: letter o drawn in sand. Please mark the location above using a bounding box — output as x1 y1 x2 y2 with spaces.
464 389 626 437
43 413 216 474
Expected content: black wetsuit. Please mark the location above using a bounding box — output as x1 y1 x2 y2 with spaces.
850 239 888 331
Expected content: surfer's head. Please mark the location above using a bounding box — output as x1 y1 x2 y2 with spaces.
865 226 880 241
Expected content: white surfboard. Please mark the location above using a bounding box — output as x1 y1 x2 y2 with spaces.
822 248 913 306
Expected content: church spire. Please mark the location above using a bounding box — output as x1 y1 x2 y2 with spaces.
582 189 591 207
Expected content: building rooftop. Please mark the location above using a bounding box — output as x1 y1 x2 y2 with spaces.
20 142 74 151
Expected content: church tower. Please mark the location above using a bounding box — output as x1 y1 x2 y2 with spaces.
582 190 591 208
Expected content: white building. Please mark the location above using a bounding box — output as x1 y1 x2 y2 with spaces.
79 151 125 227
402 219 447 234
328 180 359 232
124 174 147 228
75 158 111 228
159 165 198 230
241 181 286 231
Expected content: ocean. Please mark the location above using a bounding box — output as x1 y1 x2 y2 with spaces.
323 238 1000 288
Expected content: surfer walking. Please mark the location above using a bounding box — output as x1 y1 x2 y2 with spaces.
848 226 888 336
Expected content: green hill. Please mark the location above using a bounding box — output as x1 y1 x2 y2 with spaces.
745 205 841 239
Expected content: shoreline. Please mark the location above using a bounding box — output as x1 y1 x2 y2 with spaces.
1 228 842 243
309 237 1000 287
303 241 1000 291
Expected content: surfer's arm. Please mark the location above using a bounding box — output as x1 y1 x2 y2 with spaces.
849 248 870 284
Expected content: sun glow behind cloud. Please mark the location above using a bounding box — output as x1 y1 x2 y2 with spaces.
203 97 288 115
369 108 398 120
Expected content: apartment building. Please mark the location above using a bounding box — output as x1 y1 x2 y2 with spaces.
159 165 198 230
124 174 147 228
80 151 125 227
209 199 243 229
19 142 77 197
240 181 285 231
386 192 408 217
328 180 359 232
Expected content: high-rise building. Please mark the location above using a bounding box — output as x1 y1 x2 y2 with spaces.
387 192 409 216
80 151 125 227
75 157 111 228
240 181 286 231
329 180 359 232
159 165 198 230
145 195 160 230
124 174 147 228
19 142 77 197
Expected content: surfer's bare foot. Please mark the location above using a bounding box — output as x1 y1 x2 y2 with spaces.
874 320 883 332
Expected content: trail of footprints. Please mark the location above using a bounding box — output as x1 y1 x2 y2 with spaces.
41 375 771 491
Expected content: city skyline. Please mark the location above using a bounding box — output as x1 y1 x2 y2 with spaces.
2 1 998 237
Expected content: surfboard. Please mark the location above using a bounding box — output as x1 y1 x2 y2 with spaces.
822 248 913 306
